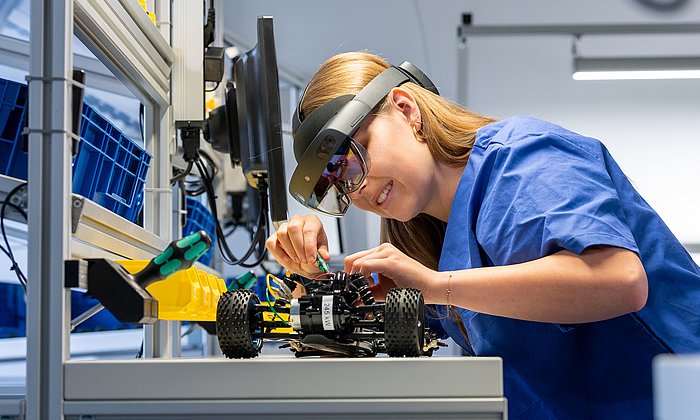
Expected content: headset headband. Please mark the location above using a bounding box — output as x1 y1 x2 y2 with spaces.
288 60 438 214
291 61 438 162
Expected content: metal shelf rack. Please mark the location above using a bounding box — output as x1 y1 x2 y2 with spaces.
0 2 506 419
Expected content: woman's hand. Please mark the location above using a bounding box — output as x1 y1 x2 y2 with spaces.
344 243 437 301
265 214 330 276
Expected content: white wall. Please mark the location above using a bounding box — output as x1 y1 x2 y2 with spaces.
223 0 700 250
460 6 700 243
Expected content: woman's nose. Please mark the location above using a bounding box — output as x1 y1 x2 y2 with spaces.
348 181 367 201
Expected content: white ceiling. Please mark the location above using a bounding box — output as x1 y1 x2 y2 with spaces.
222 0 700 101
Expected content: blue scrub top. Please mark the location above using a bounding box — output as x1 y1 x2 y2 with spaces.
437 116 700 419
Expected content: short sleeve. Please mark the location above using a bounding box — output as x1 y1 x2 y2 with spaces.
475 131 639 266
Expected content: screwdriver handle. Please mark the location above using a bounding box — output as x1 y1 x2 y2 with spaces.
133 230 213 288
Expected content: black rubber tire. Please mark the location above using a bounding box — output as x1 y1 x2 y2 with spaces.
216 290 263 359
384 288 425 357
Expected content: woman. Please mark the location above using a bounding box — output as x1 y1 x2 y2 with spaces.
265 52 700 419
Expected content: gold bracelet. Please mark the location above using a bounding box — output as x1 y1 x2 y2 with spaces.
446 272 452 308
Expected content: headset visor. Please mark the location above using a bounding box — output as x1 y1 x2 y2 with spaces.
306 138 370 216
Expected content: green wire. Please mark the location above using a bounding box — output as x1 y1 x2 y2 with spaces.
265 288 290 326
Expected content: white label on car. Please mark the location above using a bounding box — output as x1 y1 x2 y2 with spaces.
290 299 301 331
322 295 334 330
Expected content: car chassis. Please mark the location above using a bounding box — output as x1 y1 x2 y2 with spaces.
216 271 444 358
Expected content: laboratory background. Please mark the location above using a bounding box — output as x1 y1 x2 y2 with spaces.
0 0 699 419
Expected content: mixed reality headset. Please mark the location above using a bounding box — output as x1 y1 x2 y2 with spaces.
290 61 439 216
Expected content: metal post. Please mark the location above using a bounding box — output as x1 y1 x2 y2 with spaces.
143 0 179 358
144 321 181 358
27 0 73 418
143 102 180 358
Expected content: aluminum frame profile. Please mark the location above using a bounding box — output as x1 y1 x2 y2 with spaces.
171 0 204 124
62 357 506 419
70 194 221 274
0 35 133 97
73 0 173 107
26 0 73 417
70 195 167 260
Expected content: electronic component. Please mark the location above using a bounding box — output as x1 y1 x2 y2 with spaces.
216 271 444 358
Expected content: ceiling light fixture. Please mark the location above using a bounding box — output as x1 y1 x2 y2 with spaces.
573 56 700 80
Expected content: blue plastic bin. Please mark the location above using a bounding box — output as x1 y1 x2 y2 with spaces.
70 290 140 333
0 79 28 179
0 282 26 338
0 282 140 337
182 197 217 265
0 77 151 224
73 104 152 222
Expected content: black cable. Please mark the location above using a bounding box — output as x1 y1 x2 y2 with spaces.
239 185 270 268
179 150 218 197
198 158 266 267
197 159 253 264
179 178 206 197
195 158 269 267
1 183 29 292
0 239 26 291
199 149 218 179
170 161 193 185
224 223 238 237
2 201 26 221
237 187 268 267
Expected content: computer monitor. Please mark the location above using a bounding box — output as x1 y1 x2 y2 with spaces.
204 16 288 226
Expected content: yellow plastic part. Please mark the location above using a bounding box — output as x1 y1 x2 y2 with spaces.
147 11 157 26
262 306 293 333
117 260 227 322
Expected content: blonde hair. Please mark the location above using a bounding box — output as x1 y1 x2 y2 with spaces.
300 52 496 269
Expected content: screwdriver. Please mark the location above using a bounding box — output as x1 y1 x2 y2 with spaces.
316 251 330 273
71 231 212 330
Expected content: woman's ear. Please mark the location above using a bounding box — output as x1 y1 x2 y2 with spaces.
390 87 421 127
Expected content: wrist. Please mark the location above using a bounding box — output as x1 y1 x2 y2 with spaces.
425 270 452 305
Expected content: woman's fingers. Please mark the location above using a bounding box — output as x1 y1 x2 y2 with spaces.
344 247 380 272
285 216 309 264
265 234 292 264
301 215 325 264
274 223 301 263
346 243 396 275
316 221 330 262
265 214 330 275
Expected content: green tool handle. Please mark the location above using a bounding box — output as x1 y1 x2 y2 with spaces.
133 230 213 288
316 251 330 273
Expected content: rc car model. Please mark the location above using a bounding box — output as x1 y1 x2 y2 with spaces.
215 271 443 358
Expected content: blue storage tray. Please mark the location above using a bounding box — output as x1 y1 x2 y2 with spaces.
182 197 217 265
0 77 151 224
0 282 26 338
0 79 28 179
74 104 152 223
70 290 140 333
0 282 139 338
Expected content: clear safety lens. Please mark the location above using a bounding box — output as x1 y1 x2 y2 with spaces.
308 139 370 216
